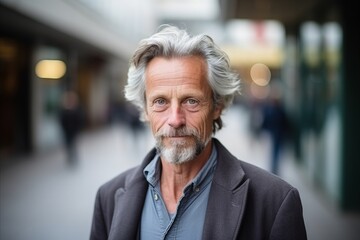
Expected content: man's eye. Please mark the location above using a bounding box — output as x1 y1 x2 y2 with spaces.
154 98 166 105
186 98 198 105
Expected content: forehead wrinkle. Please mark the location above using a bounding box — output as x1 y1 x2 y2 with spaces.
147 68 203 86
145 56 211 99
146 56 206 79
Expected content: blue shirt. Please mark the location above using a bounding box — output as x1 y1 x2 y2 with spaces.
140 145 218 240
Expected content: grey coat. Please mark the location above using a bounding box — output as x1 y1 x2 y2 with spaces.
90 138 307 240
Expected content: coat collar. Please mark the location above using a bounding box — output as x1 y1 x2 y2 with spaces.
108 149 155 240
108 139 249 240
202 138 249 240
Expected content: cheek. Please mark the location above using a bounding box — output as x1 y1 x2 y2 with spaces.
188 112 213 136
147 112 166 133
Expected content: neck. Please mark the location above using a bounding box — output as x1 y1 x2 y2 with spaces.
160 140 213 213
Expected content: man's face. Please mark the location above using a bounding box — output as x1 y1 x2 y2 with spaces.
145 56 222 164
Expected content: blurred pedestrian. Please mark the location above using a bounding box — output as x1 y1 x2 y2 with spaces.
59 90 83 166
261 88 289 175
90 25 307 240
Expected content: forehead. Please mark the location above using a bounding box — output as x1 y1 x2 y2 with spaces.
145 56 208 88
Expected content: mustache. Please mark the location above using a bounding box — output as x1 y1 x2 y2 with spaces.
155 127 198 138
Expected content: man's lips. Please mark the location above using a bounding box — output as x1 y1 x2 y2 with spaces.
165 135 186 139
163 135 191 141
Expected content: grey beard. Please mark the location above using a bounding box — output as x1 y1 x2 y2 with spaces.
155 128 211 164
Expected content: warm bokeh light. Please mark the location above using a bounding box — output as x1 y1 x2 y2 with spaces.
250 63 271 86
223 46 284 68
35 59 66 79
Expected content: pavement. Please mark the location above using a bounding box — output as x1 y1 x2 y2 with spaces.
1 105 360 240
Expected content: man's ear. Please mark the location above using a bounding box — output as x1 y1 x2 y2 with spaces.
213 104 223 120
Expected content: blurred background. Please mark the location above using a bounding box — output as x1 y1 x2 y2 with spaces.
0 0 359 239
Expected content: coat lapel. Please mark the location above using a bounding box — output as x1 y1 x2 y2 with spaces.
202 139 249 240
108 150 156 240
108 183 146 240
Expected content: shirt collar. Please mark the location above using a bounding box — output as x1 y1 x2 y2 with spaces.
143 152 161 187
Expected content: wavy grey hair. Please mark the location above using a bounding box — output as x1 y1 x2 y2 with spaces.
124 25 241 133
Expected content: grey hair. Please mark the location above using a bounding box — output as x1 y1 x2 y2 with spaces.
124 24 241 133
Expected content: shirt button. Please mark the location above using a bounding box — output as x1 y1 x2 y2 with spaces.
154 193 159 201
195 187 200 192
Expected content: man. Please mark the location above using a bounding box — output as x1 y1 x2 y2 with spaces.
90 25 307 240
59 90 83 166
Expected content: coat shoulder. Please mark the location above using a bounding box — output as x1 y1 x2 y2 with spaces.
98 166 139 197
240 160 295 193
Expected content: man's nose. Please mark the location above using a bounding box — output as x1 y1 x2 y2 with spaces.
167 104 185 128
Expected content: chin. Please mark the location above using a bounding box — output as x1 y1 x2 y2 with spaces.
158 138 207 164
162 146 197 164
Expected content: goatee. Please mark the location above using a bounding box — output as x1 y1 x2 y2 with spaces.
155 127 209 164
